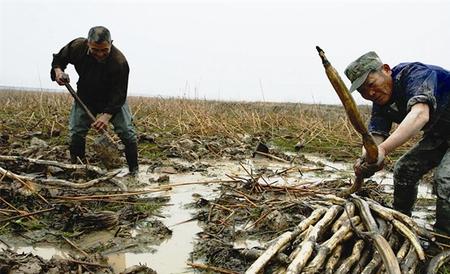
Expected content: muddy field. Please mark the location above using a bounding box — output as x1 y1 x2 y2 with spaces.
0 90 448 274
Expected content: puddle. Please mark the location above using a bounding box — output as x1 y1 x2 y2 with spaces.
0 154 437 272
111 171 221 273
3 245 69 261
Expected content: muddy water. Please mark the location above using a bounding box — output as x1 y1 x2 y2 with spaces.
0 160 245 273
0 154 437 273
108 168 226 273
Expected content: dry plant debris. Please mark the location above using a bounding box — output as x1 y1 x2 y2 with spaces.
190 164 449 274
0 154 170 272
0 90 448 273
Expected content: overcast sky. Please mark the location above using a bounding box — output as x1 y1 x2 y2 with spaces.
1 0 449 104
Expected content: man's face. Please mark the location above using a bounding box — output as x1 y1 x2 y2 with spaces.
88 41 111 62
359 65 393 105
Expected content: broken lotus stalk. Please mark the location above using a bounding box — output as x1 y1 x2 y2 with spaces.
303 216 361 273
325 245 343 274
392 219 426 261
286 205 342 274
244 207 326 274
331 202 355 232
351 196 401 274
244 194 429 274
426 250 450 274
361 230 398 274
401 245 420 273
396 240 411 262
366 199 434 241
334 239 365 273
316 46 378 196
351 245 372 274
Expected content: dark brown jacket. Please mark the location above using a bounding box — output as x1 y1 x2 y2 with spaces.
51 38 129 114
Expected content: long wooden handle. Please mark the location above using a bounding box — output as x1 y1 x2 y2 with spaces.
65 83 97 123
316 46 378 164
64 83 116 145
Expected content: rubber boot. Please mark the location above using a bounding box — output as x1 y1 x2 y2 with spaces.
124 141 139 176
69 139 86 164
434 198 450 243
393 184 418 217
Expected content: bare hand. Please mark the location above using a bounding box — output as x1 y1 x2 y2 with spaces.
55 68 70 85
354 147 386 178
92 113 112 131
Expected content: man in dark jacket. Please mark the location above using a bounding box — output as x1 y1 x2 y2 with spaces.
345 51 450 237
51 26 138 175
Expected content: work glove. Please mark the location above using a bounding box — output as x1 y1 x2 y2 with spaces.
92 113 112 131
55 69 70 85
354 147 386 178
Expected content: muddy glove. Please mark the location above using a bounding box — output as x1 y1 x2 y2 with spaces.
92 113 112 131
354 147 385 178
54 68 70 85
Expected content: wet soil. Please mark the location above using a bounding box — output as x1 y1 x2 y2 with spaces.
0 91 444 273
1 152 440 273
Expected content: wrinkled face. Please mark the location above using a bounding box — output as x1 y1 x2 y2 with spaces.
88 41 111 61
358 65 393 106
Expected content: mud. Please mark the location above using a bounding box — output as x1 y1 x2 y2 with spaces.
0 150 442 273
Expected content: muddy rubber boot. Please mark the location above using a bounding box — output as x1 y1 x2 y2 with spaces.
393 184 418 217
69 140 86 164
434 198 450 244
124 141 139 176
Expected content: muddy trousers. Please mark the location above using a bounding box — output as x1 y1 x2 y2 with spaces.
69 101 138 172
393 137 450 235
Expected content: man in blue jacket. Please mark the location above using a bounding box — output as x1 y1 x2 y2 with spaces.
51 26 138 175
345 51 450 237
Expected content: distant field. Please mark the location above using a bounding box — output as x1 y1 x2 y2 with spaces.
0 89 413 162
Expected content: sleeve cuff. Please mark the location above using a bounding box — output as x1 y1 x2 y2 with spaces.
406 94 436 114
369 130 390 139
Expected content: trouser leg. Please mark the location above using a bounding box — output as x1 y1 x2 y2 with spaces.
110 102 139 173
434 147 450 236
393 138 446 216
68 102 92 164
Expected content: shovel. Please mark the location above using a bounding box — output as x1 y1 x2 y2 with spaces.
64 83 121 167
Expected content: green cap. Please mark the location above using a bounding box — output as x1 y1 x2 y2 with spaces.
345 51 383 92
